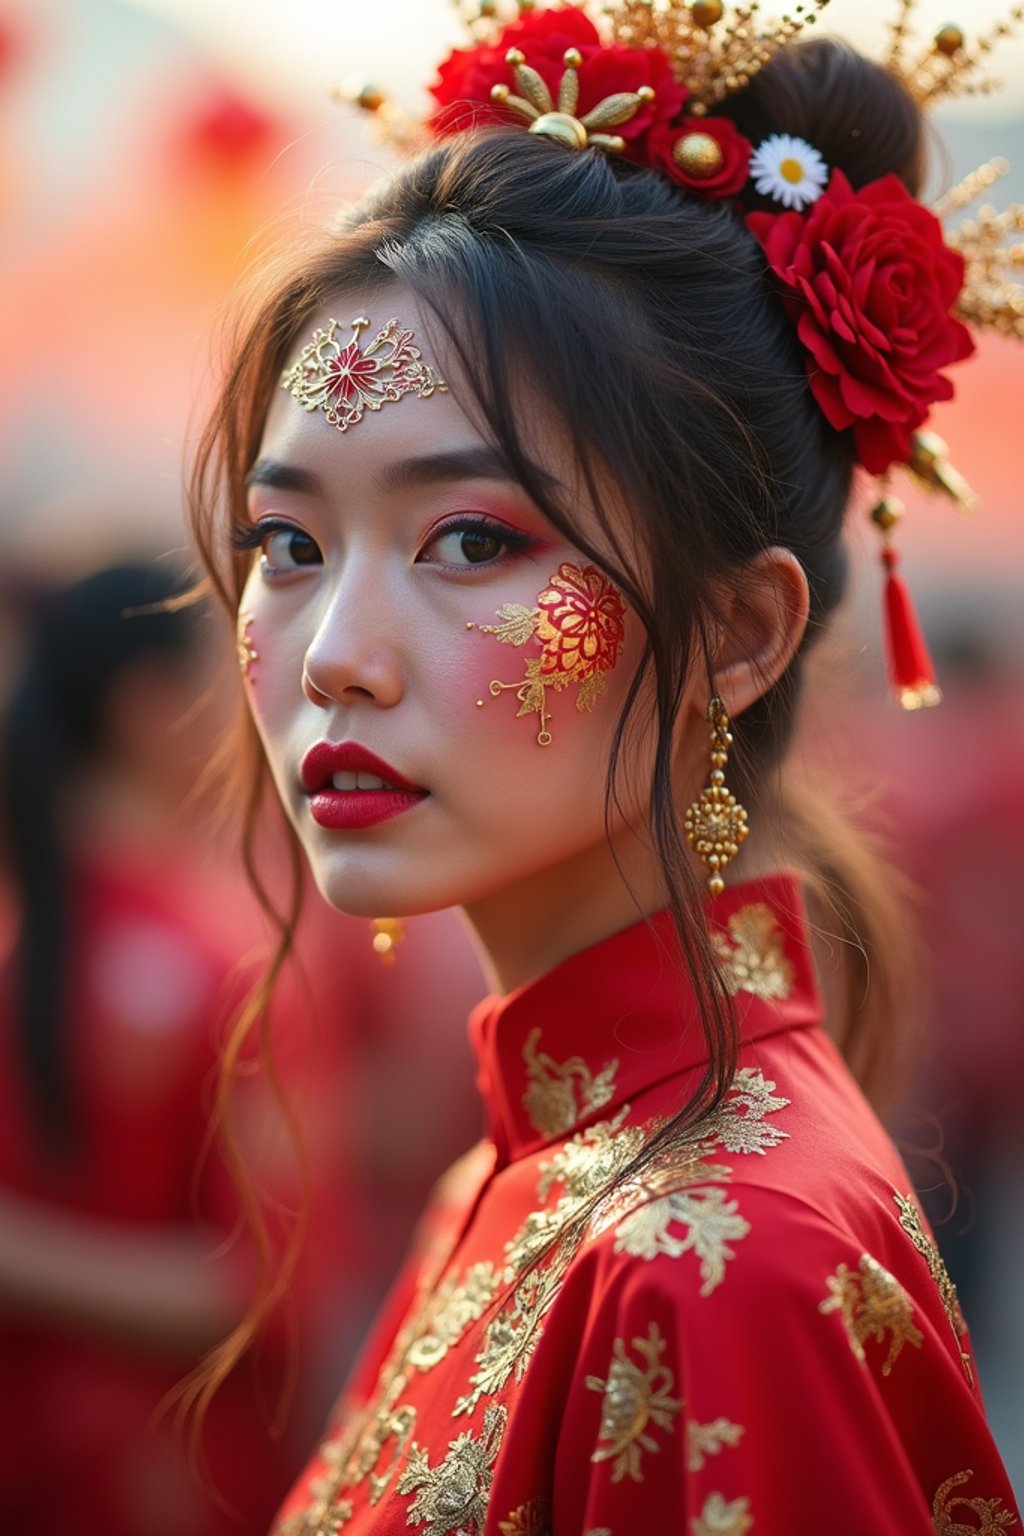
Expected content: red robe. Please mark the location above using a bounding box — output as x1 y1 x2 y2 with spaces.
273 874 1020 1535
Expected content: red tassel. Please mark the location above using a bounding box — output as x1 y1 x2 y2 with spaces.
880 545 942 710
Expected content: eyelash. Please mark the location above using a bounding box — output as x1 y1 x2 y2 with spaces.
229 515 541 571
420 515 540 568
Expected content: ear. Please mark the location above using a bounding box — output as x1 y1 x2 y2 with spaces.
710 547 810 717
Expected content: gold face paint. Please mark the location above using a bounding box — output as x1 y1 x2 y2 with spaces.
236 609 258 679
473 561 626 746
280 316 447 432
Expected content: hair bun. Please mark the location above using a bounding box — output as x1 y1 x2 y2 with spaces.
722 37 926 207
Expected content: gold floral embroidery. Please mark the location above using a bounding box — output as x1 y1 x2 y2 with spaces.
522 1026 619 1137
498 1498 551 1536
507 1108 647 1275
407 1262 503 1372
477 562 626 745
691 1492 754 1536
894 1191 974 1384
590 1068 789 1295
397 1402 507 1534
932 1469 1018 1533
819 1253 923 1376
614 1187 750 1297
585 1323 683 1484
687 1417 745 1473
455 1243 575 1417
713 904 794 1001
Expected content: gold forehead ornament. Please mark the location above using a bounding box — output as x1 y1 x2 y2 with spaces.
280 316 448 431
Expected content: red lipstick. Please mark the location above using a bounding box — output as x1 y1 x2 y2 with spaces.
300 742 427 831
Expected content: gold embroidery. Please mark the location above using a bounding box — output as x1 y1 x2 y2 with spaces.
691 1492 755 1536
522 1026 619 1137
477 563 627 745
894 1191 974 1384
585 1323 683 1483
590 1068 790 1295
455 1243 574 1417
687 1417 745 1473
407 1262 503 1371
397 1401 507 1534
507 1108 647 1275
498 1498 551 1536
932 1469 1018 1533
819 1253 923 1376
614 1186 750 1297
713 903 794 1001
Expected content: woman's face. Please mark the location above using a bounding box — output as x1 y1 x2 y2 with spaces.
238 288 655 921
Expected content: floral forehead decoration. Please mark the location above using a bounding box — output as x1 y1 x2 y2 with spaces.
342 0 1024 709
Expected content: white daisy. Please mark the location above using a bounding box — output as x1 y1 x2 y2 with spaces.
749 133 829 211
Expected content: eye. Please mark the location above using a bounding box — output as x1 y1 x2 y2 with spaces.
419 517 537 569
231 518 322 575
262 527 321 572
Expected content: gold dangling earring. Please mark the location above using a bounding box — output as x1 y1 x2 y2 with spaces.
370 918 405 965
684 696 749 897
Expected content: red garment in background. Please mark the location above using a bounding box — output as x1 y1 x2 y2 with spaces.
0 850 342 1536
273 874 1019 1534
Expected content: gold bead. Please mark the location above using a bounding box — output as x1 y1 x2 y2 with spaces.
692 0 724 26
491 83 511 102
709 874 725 896
563 47 583 67
529 111 589 149
869 494 905 534
934 23 964 56
355 83 386 112
672 131 725 178
637 85 656 102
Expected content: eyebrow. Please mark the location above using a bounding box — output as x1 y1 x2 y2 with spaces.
245 446 561 498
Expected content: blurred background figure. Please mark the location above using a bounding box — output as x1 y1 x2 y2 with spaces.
0 561 486 1534
0 561 298 1534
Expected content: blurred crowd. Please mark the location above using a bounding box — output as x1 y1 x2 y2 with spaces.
1 0 1021 1528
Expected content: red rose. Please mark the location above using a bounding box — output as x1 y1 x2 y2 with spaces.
644 116 751 199
429 8 684 142
748 170 974 473
430 8 601 135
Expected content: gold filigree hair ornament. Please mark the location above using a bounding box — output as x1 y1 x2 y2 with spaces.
280 316 447 431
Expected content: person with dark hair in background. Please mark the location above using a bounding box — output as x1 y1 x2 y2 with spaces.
183 7 1020 1532
0 563 309 1535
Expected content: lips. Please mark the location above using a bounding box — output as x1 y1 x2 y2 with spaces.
300 741 427 831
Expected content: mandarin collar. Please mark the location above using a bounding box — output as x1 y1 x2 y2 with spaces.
468 874 822 1165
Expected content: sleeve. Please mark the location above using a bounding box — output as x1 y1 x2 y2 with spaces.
548 1184 1010 1536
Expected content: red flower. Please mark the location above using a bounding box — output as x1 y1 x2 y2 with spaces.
430 8 684 141
645 116 751 200
748 170 974 473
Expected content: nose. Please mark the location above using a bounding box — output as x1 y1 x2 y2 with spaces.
301 575 405 712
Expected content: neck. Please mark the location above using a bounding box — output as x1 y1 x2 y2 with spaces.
460 819 785 996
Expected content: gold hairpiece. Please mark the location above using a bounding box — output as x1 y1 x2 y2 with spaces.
280 316 448 432
885 2 1024 105
491 44 655 150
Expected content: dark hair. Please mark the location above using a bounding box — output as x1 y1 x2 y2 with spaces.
187 36 926 1399
1 562 200 1160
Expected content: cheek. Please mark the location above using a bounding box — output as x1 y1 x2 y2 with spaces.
459 562 630 751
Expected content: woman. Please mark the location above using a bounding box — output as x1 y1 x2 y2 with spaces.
189 9 1021 1532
